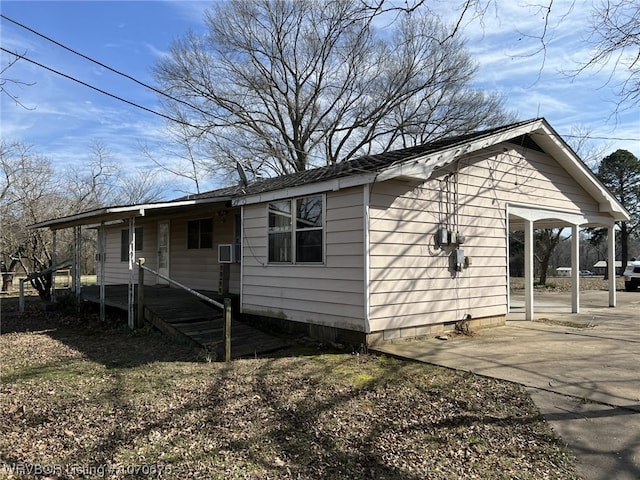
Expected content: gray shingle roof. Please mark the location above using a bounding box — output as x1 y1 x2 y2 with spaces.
183 119 539 201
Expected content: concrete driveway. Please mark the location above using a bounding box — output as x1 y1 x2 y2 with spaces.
373 290 640 480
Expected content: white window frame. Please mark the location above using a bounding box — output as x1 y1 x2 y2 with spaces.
267 193 325 265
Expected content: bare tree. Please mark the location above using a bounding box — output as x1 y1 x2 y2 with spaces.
63 142 120 213
0 140 61 299
566 124 610 169
141 122 211 195
536 228 565 285
155 0 514 176
460 0 639 110
580 0 640 110
0 54 35 110
118 169 167 204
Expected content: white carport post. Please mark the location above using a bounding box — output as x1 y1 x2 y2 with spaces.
608 225 617 307
524 218 534 321
571 224 580 313
127 217 136 329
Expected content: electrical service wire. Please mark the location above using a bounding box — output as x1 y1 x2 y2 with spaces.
1 14 637 144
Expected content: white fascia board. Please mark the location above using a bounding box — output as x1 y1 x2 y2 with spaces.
377 120 545 182
508 204 616 227
29 196 232 230
232 173 377 206
376 118 628 223
529 123 630 221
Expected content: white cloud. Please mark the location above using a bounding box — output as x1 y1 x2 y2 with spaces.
143 42 169 60
161 0 210 25
2 0 637 190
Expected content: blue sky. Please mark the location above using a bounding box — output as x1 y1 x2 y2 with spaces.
1 0 638 198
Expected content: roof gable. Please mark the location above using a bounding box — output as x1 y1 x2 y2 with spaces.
229 118 628 222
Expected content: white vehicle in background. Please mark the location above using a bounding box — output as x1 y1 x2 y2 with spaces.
623 258 640 292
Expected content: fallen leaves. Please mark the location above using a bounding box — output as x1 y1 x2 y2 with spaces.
0 312 580 479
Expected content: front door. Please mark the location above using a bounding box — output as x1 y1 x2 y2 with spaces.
157 220 170 284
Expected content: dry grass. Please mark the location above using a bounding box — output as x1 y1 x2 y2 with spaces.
509 275 625 292
0 302 580 479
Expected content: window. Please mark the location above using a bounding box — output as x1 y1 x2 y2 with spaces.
120 227 143 262
268 201 292 262
268 194 323 263
187 218 213 249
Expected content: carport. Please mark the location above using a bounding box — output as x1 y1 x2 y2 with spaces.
508 204 621 320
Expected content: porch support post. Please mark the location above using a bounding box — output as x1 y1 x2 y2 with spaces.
608 225 616 307
71 227 78 294
76 226 82 301
137 258 145 329
51 230 57 303
127 217 136 329
524 218 534 321
99 223 106 322
571 224 580 313
72 226 82 300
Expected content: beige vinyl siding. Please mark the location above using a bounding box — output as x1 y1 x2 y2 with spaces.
368 146 600 333
98 211 239 292
462 149 601 216
241 187 366 331
168 213 237 292
101 225 130 285
100 220 158 285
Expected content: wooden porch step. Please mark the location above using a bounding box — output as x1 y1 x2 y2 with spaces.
80 285 291 359
145 308 291 358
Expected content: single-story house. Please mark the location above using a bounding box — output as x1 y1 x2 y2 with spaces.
593 260 623 276
555 267 572 277
30 118 629 345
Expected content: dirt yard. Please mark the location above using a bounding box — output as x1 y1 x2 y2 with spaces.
0 299 580 479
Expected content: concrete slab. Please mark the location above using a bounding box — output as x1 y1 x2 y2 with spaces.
527 389 640 480
373 290 640 480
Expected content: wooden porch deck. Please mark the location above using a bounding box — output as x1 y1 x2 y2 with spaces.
80 285 290 359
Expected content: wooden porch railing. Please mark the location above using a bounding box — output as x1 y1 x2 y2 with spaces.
18 260 72 313
136 258 232 362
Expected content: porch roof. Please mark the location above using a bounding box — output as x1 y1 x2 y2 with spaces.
28 195 233 231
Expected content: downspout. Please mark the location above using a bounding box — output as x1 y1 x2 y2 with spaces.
363 184 371 336
239 206 244 314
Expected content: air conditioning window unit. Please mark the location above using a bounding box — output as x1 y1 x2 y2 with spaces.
218 244 241 263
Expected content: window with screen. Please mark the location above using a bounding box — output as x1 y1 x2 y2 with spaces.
120 227 143 262
187 219 213 249
268 194 323 264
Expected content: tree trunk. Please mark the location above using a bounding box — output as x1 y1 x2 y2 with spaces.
538 254 550 285
536 228 564 285
620 221 629 273
30 273 52 302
